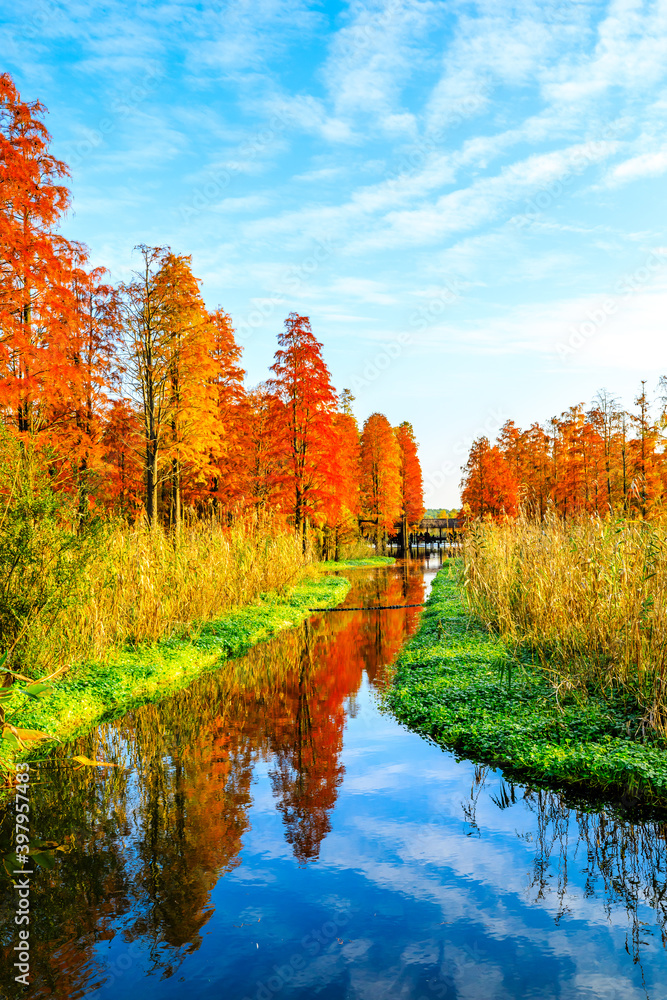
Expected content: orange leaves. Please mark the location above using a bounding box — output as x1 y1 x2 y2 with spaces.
463 383 667 521
460 437 519 521
0 73 427 547
0 73 104 455
394 421 425 528
267 313 338 537
359 413 402 544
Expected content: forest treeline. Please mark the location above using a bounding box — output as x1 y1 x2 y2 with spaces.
0 72 425 557
461 385 667 520
459 384 667 737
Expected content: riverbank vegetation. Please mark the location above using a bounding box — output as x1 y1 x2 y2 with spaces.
463 516 667 737
0 569 352 778
387 564 667 808
458 381 667 739
396 382 667 807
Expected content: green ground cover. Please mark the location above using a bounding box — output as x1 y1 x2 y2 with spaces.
317 556 395 570
1 569 354 772
386 564 667 809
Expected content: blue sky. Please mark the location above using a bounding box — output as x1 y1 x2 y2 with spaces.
3 0 667 506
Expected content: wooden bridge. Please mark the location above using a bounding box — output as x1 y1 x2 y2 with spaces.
396 516 463 548
358 516 463 551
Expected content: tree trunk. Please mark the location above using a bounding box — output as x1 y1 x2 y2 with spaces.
146 436 159 525
171 455 181 536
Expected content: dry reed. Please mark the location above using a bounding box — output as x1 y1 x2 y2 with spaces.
21 517 309 676
463 514 667 734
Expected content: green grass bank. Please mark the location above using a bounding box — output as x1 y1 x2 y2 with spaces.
1 562 387 774
317 556 395 570
386 564 667 809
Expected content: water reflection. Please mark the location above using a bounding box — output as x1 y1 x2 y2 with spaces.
1 556 667 999
463 764 667 961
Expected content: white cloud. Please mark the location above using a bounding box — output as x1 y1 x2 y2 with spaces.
211 194 272 214
263 94 356 144
607 149 667 186
322 0 444 117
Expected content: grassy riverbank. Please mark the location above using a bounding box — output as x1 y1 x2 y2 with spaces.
464 517 667 735
318 556 395 570
0 567 360 776
386 563 667 808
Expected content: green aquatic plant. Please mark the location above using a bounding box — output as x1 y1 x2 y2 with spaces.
386 565 667 807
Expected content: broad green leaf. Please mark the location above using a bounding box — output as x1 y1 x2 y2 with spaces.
2 853 20 875
22 683 53 700
30 851 56 871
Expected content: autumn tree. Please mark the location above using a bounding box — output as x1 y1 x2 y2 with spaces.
267 313 337 547
204 307 246 514
589 389 622 513
153 252 218 531
121 247 222 528
394 420 425 553
0 73 97 455
460 436 518 520
237 385 285 520
101 398 144 517
465 381 667 521
322 389 360 560
523 423 552 520
629 382 660 518
120 246 171 524
58 266 120 518
359 412 401 551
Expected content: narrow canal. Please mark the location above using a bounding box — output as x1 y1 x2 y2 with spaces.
2 556 667 999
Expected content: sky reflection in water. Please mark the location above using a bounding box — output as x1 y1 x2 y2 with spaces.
2 556 667 1000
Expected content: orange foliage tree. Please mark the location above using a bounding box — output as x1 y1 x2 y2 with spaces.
394 420 425 551
267 313 338 546
0 73 428 553
319 389 360 560
463 381 667 521
460 436 518 520
359 412 401 551
204 307 246 514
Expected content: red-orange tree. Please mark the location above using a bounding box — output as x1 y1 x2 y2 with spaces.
204 307 246 514
394 421 425 549
267 313 337 545
0 73 98 453
460 436 518 520
322 391 360 559
359 412 401 550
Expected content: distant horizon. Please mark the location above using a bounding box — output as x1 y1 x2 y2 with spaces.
4 0 667 505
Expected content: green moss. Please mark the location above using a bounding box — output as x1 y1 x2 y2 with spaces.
1 572 351 770
316 556 396 569
385 565 667 808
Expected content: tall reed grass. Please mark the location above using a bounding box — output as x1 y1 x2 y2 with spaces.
10 516 310 678
463 515 667 734
0 432 312 678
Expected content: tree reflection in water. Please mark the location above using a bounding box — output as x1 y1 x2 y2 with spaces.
464 763 667 972
1 560 667 999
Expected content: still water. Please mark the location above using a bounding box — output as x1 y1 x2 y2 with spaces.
2 557 667 1000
